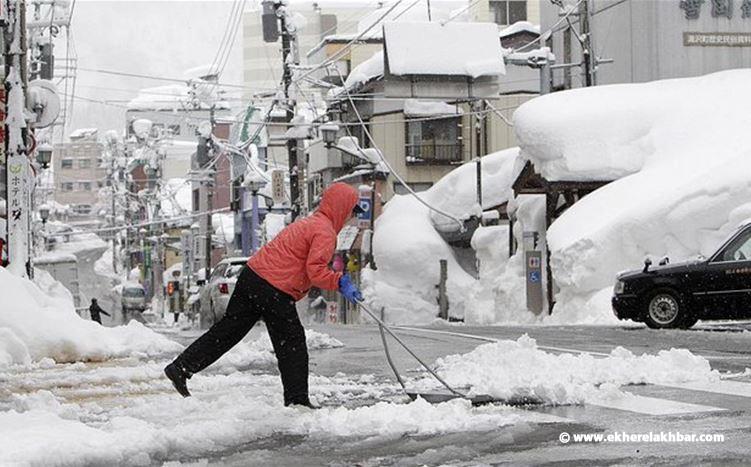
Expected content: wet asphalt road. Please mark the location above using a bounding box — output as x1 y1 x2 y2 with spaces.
206 322 751 466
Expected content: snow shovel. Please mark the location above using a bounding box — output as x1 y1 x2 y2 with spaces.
356 300 519 406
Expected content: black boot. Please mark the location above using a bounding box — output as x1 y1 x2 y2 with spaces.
284 397 319 409
164 362 191 397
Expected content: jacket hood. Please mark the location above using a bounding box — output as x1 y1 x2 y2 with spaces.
318 182 359 232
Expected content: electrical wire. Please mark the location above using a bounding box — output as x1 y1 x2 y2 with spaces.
45 207 232 237
512 0 584 53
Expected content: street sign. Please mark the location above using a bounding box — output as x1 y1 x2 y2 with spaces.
271 169 285 204
525 250 543 315
357 197 372 228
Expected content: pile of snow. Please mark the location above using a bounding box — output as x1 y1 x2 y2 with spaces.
384 22 505 78
342 50 383 92
499 21 540 38
417 335 718 404
0 268 181 366
513 69 751 321
212 213 235 246
210 328 344 372
365 148 522 323
403 99 463 118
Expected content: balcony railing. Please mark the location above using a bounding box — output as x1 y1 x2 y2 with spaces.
406 143 463 165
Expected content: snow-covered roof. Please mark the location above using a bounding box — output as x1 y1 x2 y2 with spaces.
69 128 98 140
499 21 540 38
383 22 505 78
504 47 556 64
127 83 230 111
344 50 384 90
403 99 463 118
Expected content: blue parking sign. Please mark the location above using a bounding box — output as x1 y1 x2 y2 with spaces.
357 197 372 227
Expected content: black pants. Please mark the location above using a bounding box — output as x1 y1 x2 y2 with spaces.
174 266 309 405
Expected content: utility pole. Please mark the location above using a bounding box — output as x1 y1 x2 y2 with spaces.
5 0 31 278
279 7 301 221
579 0 597 87
108 139 118 273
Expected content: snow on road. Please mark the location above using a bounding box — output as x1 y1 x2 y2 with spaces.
0 328 562 466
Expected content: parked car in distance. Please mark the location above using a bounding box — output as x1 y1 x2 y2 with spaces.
199 257 248 329
613 222 751 329
121 282 147 320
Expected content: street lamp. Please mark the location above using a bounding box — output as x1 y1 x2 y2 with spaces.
38 205 50 224
319 123 340 147
36 143 53 169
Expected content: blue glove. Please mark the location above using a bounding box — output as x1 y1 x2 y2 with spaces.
338 274 363 304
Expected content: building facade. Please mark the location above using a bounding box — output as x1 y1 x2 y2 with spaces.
541 0 751 89
52 129 107 222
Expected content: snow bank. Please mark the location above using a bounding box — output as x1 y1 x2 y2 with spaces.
514 69 751 321
0 268 181 366
419 335 718 404
366 148 522 323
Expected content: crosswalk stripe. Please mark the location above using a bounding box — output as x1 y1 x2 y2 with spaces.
587 393 725 415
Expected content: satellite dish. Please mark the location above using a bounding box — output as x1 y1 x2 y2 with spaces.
27 79 61 128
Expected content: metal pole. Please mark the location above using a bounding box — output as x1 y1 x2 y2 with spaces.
580 0 597 87
205 189 213 282
110 144 117 273
250 189 259 253
280 11 301 221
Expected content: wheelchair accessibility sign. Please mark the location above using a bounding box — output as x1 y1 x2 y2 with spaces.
529 271 541 283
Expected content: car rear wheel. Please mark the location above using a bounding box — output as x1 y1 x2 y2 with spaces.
644 289 686 329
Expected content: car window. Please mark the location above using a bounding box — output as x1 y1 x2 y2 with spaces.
717 229 751 262
226 264 245 277
210 264 227 280
123 288 145 297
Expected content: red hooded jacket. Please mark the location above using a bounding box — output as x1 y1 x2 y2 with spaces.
248 183 359 301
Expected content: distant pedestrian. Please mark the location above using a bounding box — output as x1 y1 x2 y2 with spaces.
89 298 110 325
165 183 364 407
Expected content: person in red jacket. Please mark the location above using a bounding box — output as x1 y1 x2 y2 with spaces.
164 183 364 407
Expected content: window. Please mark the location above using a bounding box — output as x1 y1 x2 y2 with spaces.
717 230 751 262
78 159 92 169
393 182 432 195
405 117 463 164
61 182 74 191
78 182 92 191
490 0 527 25
71 204 92 215
61 159 73 169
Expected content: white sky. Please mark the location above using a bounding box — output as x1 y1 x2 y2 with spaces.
65 1 245 136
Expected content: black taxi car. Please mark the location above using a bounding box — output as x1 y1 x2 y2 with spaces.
612 222 751 329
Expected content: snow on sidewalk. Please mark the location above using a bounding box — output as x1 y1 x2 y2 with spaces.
0 268 182 366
